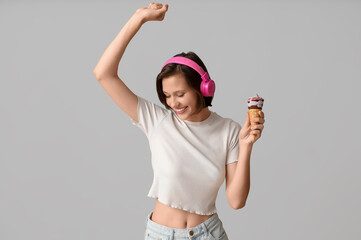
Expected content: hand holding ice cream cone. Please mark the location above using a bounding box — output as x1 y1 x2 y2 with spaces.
238 94 265 144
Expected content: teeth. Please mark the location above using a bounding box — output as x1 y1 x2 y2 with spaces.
176 107 186 112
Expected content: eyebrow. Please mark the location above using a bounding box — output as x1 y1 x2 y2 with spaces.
163 90 186 94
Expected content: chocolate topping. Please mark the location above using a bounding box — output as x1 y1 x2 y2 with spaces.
248 105 263 110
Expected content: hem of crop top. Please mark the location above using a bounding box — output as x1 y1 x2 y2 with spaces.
148 195 217 216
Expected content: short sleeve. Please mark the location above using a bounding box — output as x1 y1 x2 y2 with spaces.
130 95 170 138
226 121 242 165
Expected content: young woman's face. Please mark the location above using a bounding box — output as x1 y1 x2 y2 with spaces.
162 72 200 120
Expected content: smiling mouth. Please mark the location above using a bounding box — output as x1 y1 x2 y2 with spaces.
174 106 187 113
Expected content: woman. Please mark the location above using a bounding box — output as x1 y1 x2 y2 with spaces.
93 3 265 240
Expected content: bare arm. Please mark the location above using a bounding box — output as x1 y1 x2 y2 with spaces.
93 13 144 78
225 111 265 209
225 143 252 209
93 3 169 122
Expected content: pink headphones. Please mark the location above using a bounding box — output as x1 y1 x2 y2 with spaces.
161 56 216 97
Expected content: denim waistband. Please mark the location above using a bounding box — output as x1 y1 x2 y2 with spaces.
145 211 219 238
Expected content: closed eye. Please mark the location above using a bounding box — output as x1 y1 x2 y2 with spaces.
165 94 184 98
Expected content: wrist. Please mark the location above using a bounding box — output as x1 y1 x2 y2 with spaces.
133 10 147 25
239 141 253 150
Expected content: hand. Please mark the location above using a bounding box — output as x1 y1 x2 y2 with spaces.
238 110 265 145
135 3 169 24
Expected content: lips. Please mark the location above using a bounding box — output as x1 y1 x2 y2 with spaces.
174 106 187 113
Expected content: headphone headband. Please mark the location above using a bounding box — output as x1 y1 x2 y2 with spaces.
161 56 216 97
162 57 206 78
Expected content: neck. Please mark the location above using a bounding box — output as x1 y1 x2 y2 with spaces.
187 107 211 122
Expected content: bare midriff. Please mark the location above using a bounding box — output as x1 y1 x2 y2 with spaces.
151 199 214 229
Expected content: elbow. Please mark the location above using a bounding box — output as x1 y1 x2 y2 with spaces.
93 68 107 80
228 197 246 210
231 201 246 210
93 70 102 80
227 193 247 210
227 190 248 210
93 70 117 81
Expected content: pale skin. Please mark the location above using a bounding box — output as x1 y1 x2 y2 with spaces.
93 3 265 229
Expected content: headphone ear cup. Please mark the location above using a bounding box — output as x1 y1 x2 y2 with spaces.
200 79 215 97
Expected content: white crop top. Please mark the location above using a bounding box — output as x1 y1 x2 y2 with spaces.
130 96 241 215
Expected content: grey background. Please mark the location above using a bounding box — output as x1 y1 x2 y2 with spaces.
1 0 360 239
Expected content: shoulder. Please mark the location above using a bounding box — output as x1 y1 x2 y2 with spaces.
138 96 171 114
213 112 241 131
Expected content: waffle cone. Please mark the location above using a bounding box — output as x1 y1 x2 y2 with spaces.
249 108 261 126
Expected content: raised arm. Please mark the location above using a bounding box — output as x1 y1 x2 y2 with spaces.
93 3 169 122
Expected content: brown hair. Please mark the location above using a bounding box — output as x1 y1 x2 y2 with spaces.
156 51 214 114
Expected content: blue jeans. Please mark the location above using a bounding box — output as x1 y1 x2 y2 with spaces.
144 211 229 240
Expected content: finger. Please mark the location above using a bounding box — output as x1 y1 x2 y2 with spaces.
253 117 265 124
163 3 169 11
251 133 259 142
251 130 261 135
149 3 161 9
260 111 265 122
157 3 168 12
244 112 251 128
252 131 261 141
251 124 264 130
153 3 163 8
252 118 259 123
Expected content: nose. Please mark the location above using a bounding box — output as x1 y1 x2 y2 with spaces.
168 96 180 109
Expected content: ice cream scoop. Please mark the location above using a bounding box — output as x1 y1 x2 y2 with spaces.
247 94 264 111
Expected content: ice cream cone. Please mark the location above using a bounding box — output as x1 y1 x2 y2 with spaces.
249 108 260 126
247 94 264 140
